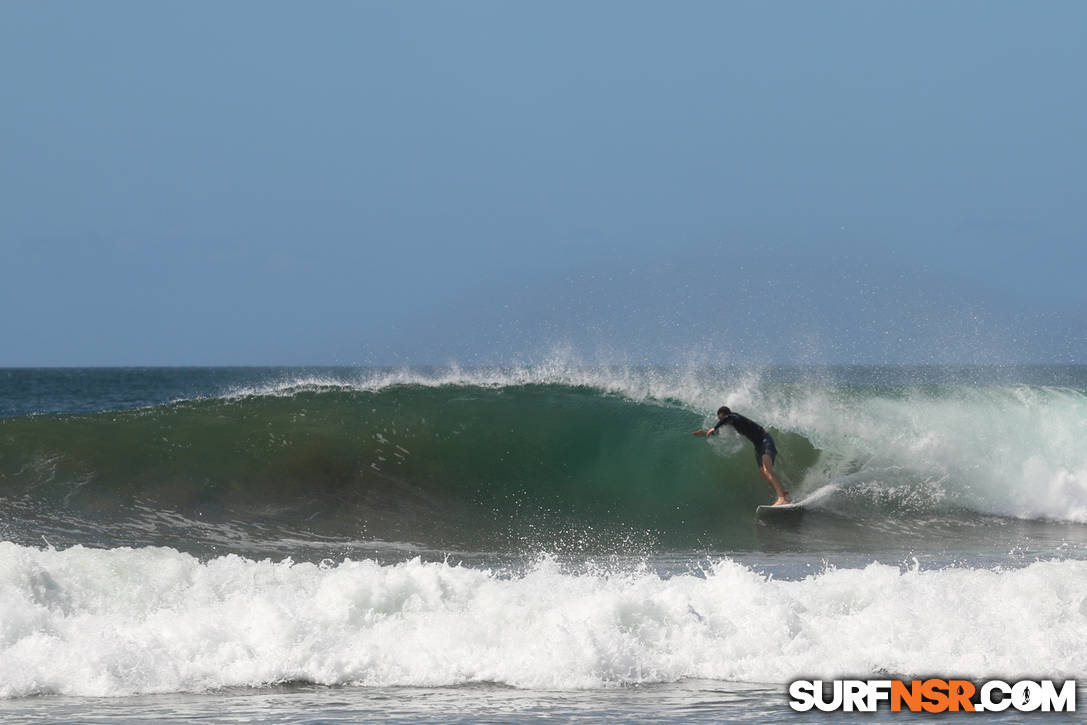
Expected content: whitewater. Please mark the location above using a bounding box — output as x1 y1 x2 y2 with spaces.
1 365 1086 722
2 546 1086 699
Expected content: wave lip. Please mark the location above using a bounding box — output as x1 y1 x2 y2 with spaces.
2 544 1086 697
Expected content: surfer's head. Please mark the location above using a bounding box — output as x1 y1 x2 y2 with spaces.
717 406 730 419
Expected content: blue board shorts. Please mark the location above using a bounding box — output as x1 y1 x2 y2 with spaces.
755 433 778 465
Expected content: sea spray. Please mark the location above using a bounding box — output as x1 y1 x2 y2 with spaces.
1 543 1085 698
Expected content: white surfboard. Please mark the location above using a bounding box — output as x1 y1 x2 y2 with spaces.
755 502 804 518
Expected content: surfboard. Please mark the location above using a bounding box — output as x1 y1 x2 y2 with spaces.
755 502 804 518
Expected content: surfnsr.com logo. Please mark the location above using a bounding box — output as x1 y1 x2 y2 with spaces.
788 679 1077 713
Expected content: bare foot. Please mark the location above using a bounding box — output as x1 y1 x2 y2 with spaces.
772 492 792 506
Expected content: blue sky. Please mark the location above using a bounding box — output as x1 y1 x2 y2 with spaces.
2 1 1084 366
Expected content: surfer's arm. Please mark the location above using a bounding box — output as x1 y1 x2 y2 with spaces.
695 415 730 437
697 418 730 437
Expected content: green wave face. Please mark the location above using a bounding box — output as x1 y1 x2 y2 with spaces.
0 384 817 548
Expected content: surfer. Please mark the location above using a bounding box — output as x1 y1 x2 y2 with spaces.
695 407 792 506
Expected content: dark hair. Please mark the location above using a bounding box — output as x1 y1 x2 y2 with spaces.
717 406 730 416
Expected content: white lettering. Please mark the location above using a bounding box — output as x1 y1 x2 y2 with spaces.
843 680 868 712
815 680 842 712
788 680 816 712
980 680 1011 712
867 679 892 710
1039 680 1076 712
1012 680 1042 712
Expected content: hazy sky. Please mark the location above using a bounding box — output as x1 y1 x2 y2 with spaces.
2 1 1084 366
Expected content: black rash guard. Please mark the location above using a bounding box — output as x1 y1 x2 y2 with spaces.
712 412 767 446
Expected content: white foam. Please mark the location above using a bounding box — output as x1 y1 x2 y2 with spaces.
216 358 717 405
1 544 1085 697
765 384 1087 523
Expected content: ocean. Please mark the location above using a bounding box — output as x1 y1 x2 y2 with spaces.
1 365 1085 723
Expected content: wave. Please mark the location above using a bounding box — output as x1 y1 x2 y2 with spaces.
1 543 1084 697
1 368 1085 551
0 380 816 547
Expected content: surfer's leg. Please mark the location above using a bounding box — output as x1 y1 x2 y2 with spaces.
759 455 791 505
